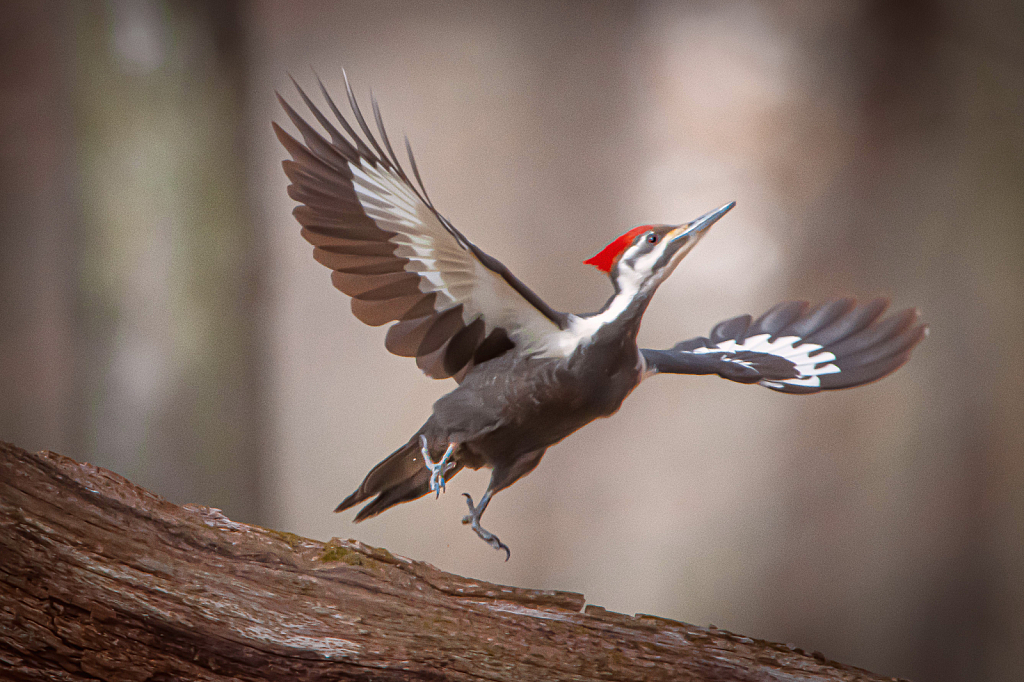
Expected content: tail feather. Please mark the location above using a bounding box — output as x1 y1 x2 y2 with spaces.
334 435 421 513
335 434 463 520
353 467 430 521
354 465 451 521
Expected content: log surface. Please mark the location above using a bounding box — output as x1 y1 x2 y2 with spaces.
0 441 901 681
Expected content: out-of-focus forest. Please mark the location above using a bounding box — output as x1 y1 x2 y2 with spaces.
2 1 1022 680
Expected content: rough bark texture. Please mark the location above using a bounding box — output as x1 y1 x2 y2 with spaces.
0 441 904 681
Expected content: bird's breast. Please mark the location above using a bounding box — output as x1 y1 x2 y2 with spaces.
539 340 643 419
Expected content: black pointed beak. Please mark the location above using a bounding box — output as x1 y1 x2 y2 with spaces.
665 201 735 247
686 201 735 236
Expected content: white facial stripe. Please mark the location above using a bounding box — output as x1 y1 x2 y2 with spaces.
620 236 674 278
540 231 703 359
615 229 707 296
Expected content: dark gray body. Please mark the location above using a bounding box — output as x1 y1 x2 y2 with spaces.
429 328 643 471
338 320 645 520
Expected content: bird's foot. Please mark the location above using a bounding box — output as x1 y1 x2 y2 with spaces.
420 436 457 497
462 493 510 561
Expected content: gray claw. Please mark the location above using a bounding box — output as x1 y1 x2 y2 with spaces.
462 493 510 561
420 437 457 497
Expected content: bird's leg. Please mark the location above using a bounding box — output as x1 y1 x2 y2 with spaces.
419 435 457 497
461 490 510 561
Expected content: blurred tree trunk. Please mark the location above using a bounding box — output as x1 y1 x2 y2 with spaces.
1 1 266 525
0 0 79 461
0 441 899 682
71 0 266 524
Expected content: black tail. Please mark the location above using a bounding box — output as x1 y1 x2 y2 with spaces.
335 434 463 521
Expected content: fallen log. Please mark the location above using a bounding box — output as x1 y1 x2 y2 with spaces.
0 441 901 681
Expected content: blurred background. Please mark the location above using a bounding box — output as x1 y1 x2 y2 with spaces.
2 1 1022 679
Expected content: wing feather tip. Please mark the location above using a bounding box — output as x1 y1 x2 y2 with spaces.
277 72 565 379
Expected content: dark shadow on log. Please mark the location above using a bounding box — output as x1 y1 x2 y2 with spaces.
0 441 903 681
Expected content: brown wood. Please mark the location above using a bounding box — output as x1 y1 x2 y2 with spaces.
0 441 903 681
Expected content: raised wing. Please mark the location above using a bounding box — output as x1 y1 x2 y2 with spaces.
642 298 927 394
274 75 566 379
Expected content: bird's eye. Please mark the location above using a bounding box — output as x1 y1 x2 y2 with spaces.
646 233 659 244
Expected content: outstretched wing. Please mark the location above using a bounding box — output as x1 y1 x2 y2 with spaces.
642 298 927 394
274 75 566 380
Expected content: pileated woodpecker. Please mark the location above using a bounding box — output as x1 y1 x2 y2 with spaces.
274 75 928 559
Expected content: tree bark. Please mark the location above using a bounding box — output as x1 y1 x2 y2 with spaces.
0 441 902 681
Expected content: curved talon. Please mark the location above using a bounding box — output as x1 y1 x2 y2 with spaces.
462 492 510 560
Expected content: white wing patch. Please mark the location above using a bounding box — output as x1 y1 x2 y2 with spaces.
350 161 423 229
693 333 841 389
349 158 560 350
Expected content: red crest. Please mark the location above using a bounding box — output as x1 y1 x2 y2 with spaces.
583 226 652 273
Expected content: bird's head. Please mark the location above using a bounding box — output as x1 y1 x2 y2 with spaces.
584 202 735 295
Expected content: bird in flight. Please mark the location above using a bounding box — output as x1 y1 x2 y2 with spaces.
274 74 927 560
